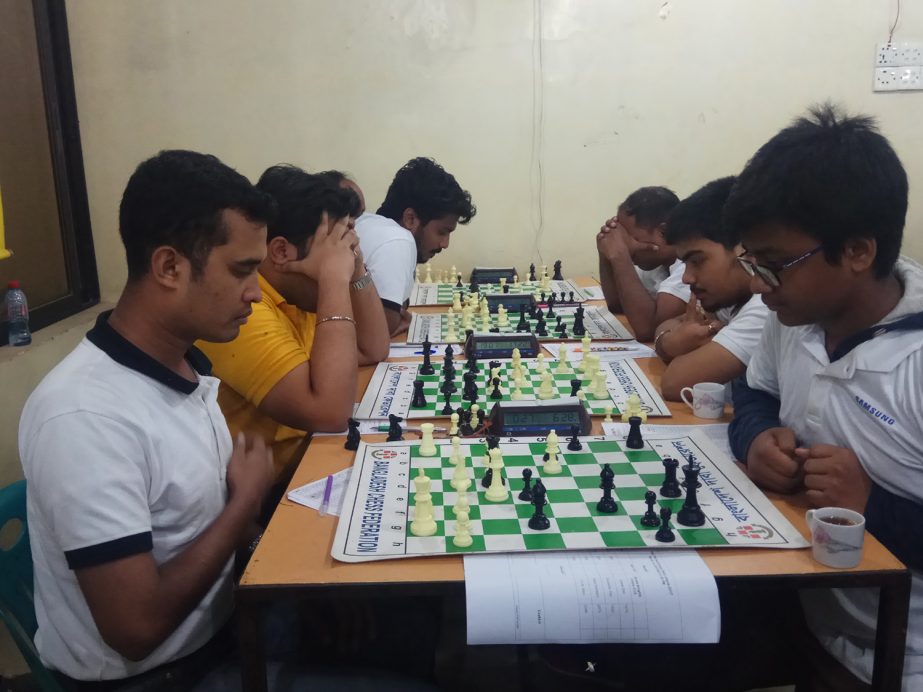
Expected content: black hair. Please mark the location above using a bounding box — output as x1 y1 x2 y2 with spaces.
119 150 274 280
317 169 363 217
664 177 737 248
618 186 680 230
257 165 357 251
724 103 907 279
377 157 476 225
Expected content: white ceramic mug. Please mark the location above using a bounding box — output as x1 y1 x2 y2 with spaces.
805 507 866 569
679 382 725 419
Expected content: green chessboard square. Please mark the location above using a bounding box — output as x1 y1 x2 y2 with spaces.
555 517 598 533
585 501 628 517
678 527 728 546
481 518 522 535
660 498 684 513
588 441 623 453
610 462 637 475
640 473 666 486
515 501 552 518
546 488 583 503
601 531 646 548
446 535 486 553
523 533 567 550
528 442 550 455
468 444 487 457
615 486 653 501
625 449 662 462
504 454 536 467
564 453 598 465
574 476 603 489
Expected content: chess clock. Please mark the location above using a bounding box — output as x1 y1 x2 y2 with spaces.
463 332 540 359
469 266 517 284
487 397 592 436
484 293 535 314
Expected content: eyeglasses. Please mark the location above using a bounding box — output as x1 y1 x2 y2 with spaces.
735 245 824 288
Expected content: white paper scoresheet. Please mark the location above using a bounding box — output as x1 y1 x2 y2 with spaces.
464 550 720 645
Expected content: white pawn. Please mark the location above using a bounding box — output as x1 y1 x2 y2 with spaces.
449 412 460 436
424 263 433 284
452 292 463 311
544 436 562 475
450 435 462 462
511 347 522 367
511 384 524 400
604 405 614 423
499 277 507 289
512 274 520 288
536 353 547 374
441 269 449 284
497 305 509 327
419 423 437 456
453 510 473 548
555 344 569 374
485 448 509 502
445 317 457 343
452 455 471 492
537 371 555 400
450 265 457 281
580 335 592 372
620 392 648 423
480 313 492 331
415 265 422 283
453 489 470 517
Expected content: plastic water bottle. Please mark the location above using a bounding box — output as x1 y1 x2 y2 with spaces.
5 280 32 346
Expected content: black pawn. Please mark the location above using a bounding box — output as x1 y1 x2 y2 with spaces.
502 284 510 294
411 379 428 408
469 279 479 294
459 408 474 436
569 379 582 397
596 464 618 514
518 468 534 502
655 507 675 543
420 338 435 375
625 416 644 449
344 418 361 451
660 457 682 498
490 377 503 400
677 465 706 527
553 260 563 280
456 274 463 288
640 491 660 527
567 425 583 451
528 481 550 530
466 353 480 373
387 414 404 442
476 407 486 429
529 263 536 281
546 297 555 318
441 390 454 416
568 291 575 303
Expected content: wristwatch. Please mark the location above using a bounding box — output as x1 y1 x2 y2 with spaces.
350 271 373 292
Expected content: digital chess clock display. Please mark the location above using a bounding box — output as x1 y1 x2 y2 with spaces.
470 267 517 283
464 333 540 359
488 400 591 436
484 293 535 313
505 410 581 425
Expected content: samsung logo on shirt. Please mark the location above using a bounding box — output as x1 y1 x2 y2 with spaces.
854 396 896 426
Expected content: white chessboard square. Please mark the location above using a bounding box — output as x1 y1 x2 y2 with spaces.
591 514 637 533
407 536 445 554
445 519 484 536
518 518 562 535
478 503 519 521
593 452 627 466
562 533 608 550
633 460 668 475
551 501 593 518
410 505 446 522
483 534 527 552
568 464 606 478
539 476 578 491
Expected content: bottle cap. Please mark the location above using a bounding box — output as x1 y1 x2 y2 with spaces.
8 280 20 289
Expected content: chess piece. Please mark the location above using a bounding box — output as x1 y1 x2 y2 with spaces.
420 338 435 375
660 457 682 498
449 412 460 436
553 260 563 280
485 448 509 502
452 510 473 548
603 406 613 423
596 464 618 513
567 425 583 451
518 468 534 501
569 379 582 397
537 371 555 400
620 392 648 423
677 465 706 527
411 379 428 408
528 481 550 530
387 414 404 441
453 489 470 516
625 416 644 449
419 423 437 457
410 467 437 537
640 490 661 527
344 418 361 451
655 507 675 542
555 344 569 374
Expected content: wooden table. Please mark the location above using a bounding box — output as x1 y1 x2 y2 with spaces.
236 287 911 692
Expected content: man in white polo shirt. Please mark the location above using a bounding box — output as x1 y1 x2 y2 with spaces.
356 157 476 335
597 186 691 341
726 105 923 689
19 151 276 687
652 176 769 400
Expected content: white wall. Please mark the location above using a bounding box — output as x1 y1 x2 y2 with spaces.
64 0 923 302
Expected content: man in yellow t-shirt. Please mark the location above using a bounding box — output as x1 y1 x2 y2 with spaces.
199 166 390 479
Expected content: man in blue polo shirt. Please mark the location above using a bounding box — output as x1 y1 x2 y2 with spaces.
726 104 923 689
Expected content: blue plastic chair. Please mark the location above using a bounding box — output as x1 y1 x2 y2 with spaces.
0 479 66 691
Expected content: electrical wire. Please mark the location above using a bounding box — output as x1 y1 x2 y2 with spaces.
888 0 901 44
530 0 546 265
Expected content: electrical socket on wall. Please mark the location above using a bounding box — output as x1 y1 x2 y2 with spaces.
874 41 923 91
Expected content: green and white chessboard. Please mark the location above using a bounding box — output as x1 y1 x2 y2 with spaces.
354 358 671 419
331 432 809 562
409 279 587 306
406 306 632 344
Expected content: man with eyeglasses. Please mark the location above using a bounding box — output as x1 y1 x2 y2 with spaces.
726 104 923 689
653 176 769 401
